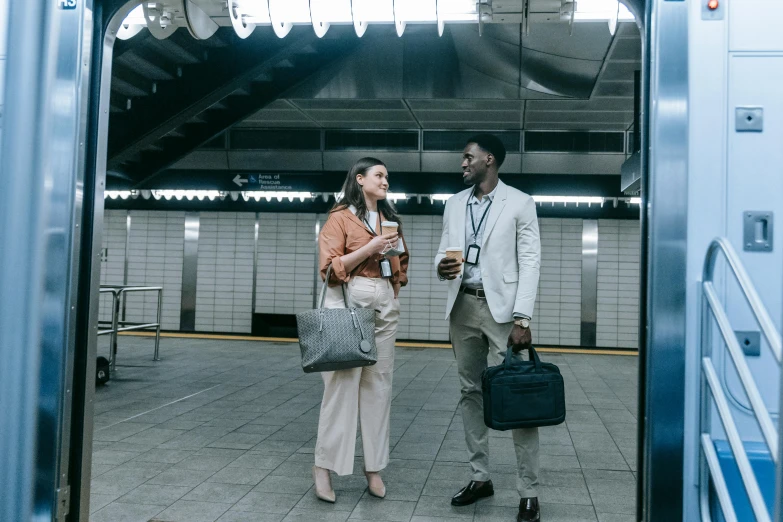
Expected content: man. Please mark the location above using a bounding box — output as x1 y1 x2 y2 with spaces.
434 134 541 522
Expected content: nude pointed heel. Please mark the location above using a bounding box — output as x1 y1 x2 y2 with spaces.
365 471 386 499
313 466 336 503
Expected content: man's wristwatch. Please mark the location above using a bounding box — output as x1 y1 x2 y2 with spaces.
514 317 530 329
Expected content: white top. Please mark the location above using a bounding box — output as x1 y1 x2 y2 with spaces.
348 206 378 233
366 211 379 233
462 184 499 288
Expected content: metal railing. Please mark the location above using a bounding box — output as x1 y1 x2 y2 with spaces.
98 286 163 371
699 237 783 522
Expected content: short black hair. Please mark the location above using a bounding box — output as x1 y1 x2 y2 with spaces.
466 133 507 168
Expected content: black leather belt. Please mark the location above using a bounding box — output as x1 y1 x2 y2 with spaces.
460 286 486 299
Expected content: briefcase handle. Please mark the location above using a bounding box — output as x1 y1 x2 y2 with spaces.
504 345 542 372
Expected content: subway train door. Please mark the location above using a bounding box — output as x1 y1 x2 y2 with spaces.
0 0 98 521
4 1 777 522
683 1 783 521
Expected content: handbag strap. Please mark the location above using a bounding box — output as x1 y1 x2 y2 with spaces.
316 265 368 342
504 345 542 372
318 264 351 309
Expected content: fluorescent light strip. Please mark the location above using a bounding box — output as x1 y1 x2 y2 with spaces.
152 190 224 201
117 5 146 40
396 0 437 23
105 190 135 200
270 0 311 23
533 195 605 206
353 0 394 23
331 191 406 202
573 0 635 21
120 0 487 39
104 190 640 207
386 192 408 202
430 194 455 203
242 191 314 202
119 0 635 40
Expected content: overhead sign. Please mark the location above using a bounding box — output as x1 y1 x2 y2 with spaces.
233 174 296 191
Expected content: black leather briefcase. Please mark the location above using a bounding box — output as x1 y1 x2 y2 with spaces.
481 346 566 430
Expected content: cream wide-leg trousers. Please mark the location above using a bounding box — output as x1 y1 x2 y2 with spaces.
314 276 400 476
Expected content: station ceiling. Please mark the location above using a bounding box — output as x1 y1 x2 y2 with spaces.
107 12 641 190
239 23 641 131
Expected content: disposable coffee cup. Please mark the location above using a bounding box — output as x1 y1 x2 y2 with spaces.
445 247 463 275
445 247 463 263
381 221 398 236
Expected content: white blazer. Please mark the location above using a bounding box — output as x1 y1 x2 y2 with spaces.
434 180 541 323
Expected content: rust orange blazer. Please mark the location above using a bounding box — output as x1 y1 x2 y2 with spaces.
319 208 410 293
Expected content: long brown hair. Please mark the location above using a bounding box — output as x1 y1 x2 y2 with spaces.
331 157 402 227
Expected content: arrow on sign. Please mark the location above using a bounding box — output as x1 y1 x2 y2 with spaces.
233 175 248 187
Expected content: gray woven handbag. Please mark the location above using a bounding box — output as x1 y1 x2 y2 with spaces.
297 266 377 373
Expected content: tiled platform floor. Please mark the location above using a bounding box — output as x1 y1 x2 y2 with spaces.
90 337 638 522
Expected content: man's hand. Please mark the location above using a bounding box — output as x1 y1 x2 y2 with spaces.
507 324 532 353
437 257 463 280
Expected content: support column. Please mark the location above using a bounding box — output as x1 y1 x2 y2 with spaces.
581 220 599 347
180 212 200 331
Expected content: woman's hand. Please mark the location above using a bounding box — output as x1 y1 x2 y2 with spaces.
338 232 399 275
366 232 399 256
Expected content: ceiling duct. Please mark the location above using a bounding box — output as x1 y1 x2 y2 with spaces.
620 152 641 194
284 23 613 101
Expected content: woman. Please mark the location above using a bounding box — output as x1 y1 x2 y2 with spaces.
312 157 409 502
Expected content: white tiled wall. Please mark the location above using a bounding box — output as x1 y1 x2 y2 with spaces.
97 208 641 348
531 218 583 347
397 215 450 342
99 210 128 322
123 211 185 330
596 219 641 348
196 212 255 333
255 213 318 315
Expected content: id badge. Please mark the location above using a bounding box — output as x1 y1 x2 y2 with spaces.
465 244 481 265
379 258 393 278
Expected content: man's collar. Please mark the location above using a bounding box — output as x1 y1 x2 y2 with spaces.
469 183 498 204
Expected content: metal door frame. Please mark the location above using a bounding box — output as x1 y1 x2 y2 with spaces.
0 1 694 520
0 0 96 521
639 0 689 521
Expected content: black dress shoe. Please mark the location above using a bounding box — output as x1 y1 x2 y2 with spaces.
517 497 540 522
451 480 494 506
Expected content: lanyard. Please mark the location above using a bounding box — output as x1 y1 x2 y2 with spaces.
363 217 378 236
365 215 392 277
468 197 492 240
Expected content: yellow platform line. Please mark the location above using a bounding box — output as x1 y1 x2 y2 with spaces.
119 331 638 356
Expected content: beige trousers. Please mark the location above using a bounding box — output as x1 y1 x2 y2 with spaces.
314 276 400 476
450 292 540 498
